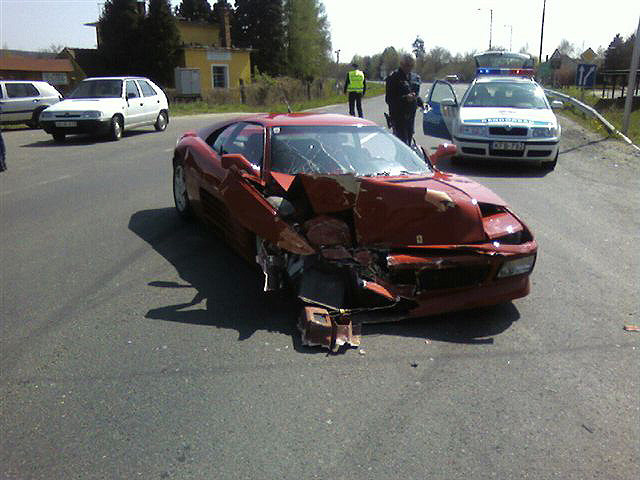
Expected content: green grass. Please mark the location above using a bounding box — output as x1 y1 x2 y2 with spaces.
170 83 386 117
556 86 639 145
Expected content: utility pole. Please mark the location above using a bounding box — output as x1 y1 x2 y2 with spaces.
334 49 341 92
504 24 513 51
622 16 640 134
539 0 546 64
477 8 493 50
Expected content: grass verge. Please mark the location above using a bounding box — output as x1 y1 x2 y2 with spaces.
170 83 386 117
556 86 639 145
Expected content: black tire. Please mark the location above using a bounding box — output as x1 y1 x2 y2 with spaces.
27 107 46 129
154 111 168 132
541 151 558 171
110 115 123 141
52 132 65 143
173 161 192 219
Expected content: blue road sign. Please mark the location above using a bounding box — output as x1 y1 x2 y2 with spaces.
576 64 597 87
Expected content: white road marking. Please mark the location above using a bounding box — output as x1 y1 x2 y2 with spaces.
1 174 74 196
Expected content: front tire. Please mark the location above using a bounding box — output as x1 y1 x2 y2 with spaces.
541 151 558 171
154 111 168 131
173 161 192 219
110 115 123 141
52 132 65 143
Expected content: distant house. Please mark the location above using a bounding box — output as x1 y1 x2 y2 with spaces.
0 49 75 92
174 14 252 97
83 1 251 96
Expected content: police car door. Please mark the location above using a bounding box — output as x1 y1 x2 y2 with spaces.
423 80 458 140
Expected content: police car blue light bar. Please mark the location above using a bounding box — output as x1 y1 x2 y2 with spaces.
476 67 535 77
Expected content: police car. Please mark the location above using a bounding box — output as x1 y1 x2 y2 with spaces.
423 52 563 170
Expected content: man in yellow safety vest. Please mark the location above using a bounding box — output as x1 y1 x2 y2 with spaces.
343 62 367 118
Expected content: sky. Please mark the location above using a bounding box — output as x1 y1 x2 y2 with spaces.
0 0 638 62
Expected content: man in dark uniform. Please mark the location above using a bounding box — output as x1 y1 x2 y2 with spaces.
385 54 422 145
344 62 366 118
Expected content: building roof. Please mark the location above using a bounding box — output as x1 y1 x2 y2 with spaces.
0 54 74 73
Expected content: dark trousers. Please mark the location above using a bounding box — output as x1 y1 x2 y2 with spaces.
0 130 6 172
348 92 363 118
391 114 413 145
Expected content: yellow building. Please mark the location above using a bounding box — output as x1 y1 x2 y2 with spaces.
175 18 252 97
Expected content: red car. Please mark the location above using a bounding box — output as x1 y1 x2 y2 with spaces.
172 113 537 351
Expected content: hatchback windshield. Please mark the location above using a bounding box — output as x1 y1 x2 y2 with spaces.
463 82 549 109
68 80 123 99
270 125 431 176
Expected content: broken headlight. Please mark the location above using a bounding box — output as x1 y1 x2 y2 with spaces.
496 254 536 278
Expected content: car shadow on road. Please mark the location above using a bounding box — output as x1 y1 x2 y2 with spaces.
129 207 520 354
22 129 154 147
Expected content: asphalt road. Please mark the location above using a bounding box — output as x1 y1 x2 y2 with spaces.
1 87 638 479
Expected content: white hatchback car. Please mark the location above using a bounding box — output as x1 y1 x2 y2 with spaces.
39 76 169 142
0 80 63 128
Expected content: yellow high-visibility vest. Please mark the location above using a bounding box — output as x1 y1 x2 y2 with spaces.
347 70 365 93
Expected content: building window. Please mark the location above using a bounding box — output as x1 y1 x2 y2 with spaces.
212 65 228 89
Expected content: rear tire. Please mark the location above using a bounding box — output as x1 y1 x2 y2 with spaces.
110 115 123 141
154 111 168 131
52 132 65 143
27 107 46 129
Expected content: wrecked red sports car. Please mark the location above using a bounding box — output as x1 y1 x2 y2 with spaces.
172 113 537 350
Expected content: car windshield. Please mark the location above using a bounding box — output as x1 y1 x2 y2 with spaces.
463 82 549 109
68 80 123 99
270 125 431 176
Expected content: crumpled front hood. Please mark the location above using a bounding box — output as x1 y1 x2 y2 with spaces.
284 173 497 247
459 107 557 126
44 98 125 113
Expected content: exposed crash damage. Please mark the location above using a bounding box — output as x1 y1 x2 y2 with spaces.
172 114 537 351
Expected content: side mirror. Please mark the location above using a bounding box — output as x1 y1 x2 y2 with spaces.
221 153 259 178
429 143 457 167
551 100 564 109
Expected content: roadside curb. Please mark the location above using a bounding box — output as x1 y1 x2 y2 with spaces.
545 88 640 153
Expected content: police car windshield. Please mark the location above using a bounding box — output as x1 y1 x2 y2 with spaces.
68 80 123 99
463 82 548 109
270 125 431 176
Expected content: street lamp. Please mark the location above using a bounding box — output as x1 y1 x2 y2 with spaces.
477 8 493 50
539 0 546 64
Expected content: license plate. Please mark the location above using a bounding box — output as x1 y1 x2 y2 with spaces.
492 141 524 150
55 121 77 127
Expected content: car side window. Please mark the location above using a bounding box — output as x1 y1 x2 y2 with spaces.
137 80 157 97
430 81 456 104
211 124 240 154
225 122 265 168
125 80 140 99
6 83 39 98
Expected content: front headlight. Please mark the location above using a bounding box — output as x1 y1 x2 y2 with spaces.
496 254 536 278
460 124 487 136
81 111 102 119
531 126 558 138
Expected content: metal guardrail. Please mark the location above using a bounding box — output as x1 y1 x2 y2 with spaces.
544 88 639 151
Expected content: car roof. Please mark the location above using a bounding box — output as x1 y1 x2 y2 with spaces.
82 76 149 81
474 76 537 85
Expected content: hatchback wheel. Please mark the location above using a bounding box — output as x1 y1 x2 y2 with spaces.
154 111 168 131
110 115 123 141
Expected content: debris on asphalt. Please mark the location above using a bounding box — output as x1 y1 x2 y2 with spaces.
623 325 639 332
358 349 366 356
424 339 431 345
410 362 418 368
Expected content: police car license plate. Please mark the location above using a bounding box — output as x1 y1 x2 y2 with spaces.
492 141 524 150
55 121 77 127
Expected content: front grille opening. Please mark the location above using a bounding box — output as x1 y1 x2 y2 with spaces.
462 147 486 155
489 149 524 157
527 150 552 157
489 126 527 136
418 265 490 290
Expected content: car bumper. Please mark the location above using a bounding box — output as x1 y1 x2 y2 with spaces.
453 136 559 162
41 119 112 136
